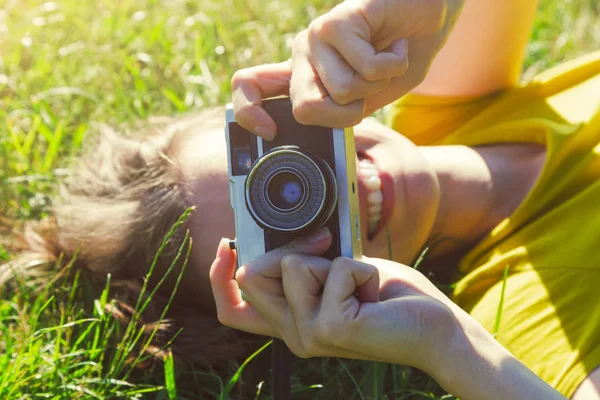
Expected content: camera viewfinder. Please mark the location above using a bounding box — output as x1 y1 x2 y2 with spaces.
229 122 258 176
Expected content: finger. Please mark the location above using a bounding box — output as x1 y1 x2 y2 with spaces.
280 254 331 322
289 31 365 127
318 14 409 82
280 254 384 360
209 238 277 336
321 257 380 317
363 36 437 115
335 36 409 82
236 227 333 327
309 38 389 106
231 61 291 140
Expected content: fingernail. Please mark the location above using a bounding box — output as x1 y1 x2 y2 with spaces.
254 125 275 141
306 227 331 244
217 238 230 255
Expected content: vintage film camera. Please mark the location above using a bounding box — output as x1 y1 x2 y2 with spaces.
225 98 362 267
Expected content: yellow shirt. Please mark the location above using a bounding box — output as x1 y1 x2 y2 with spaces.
387 51 600 397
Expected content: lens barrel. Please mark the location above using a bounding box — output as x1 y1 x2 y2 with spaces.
245 146 337 233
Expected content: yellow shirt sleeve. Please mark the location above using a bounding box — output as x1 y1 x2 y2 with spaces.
387 51 600 397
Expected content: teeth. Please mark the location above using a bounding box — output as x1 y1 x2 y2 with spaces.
367 190 383 204
359 160 377 170
359 167 378 178
365 175 381 191
369 214 380 224
369 203 382 215
358 157 384 238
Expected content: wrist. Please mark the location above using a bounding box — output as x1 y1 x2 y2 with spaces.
432 309 565 400
432 311 501 394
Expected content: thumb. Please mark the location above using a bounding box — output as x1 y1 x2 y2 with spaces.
389 38 409 60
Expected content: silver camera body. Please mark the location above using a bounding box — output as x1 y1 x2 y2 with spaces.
225 98 362 268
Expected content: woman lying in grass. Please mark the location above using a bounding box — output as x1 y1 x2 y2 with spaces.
2 1 599 399
216 0 600 398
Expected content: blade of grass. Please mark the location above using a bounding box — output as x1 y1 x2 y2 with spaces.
42 121 65 173
164 351 177 400
221 340 272 400
493 266 510 337
337 359 366 400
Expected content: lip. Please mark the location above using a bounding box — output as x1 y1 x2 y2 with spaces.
356 151 395 241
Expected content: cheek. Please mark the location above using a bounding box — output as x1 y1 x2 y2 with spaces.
363 185 437 265
364 144 440 265
189 193 236 277
184 169 236 306
391 171 440 265
184 208 235 310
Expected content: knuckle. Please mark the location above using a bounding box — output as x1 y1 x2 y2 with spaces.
235 102 253 121
230 68 250 88
234 265 253 289
328 80 354 105
281 253 302 273
349 111 364 127
280 254 295 274
292 343 311 359
285 340 310 359
362 259 378 275
331 256 350 272
309 15 335 38
306 20 320 44
292 30 308 54
234 266 246 285
292 99 318 125
358 64 380 82
292 348 311 359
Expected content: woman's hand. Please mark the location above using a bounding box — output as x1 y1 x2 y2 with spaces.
231 0 465 139
209 227 460 373
210 228 566 400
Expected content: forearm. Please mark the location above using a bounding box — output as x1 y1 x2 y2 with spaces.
435 310 566 400
414 0 540 96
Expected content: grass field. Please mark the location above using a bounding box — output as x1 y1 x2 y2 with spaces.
1 0 599 398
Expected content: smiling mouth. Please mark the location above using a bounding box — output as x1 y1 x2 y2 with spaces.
356 153 383 238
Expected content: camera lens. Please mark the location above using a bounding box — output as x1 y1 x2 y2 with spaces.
267 171 305 211
245 146 337 233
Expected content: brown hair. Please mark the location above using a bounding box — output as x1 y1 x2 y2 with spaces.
0 110 255 367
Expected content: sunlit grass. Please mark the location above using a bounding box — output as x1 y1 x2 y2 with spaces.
1 0 599 398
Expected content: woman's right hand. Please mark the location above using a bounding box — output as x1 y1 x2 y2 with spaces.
209 229 462 373
232 0 465 139
210 231 566 400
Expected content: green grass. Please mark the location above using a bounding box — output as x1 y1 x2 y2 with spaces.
1 0 599 398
